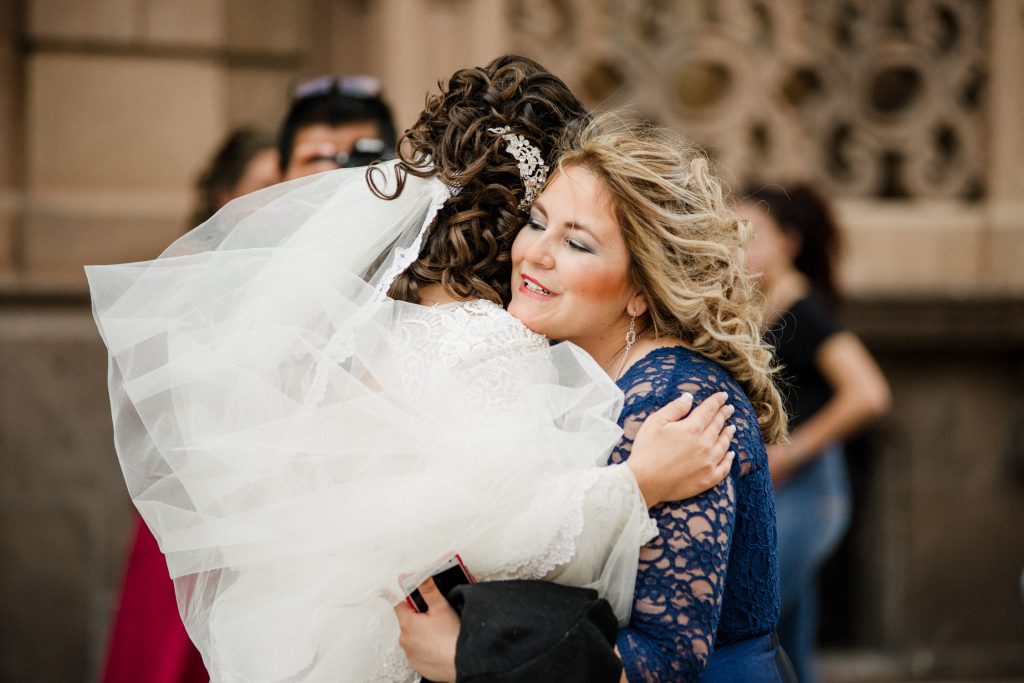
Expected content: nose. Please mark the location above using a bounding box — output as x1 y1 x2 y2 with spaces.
522 230 556 270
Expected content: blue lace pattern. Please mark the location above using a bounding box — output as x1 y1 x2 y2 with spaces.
612 346 780 682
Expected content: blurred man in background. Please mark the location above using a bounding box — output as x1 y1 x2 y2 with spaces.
279 75 397 180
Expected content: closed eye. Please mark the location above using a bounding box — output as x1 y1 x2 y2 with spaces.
567 238 592 253
527 218 545 231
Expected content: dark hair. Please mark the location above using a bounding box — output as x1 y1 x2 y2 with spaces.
379 54 589 305
742 184 843 308
278 87 397 174
191 127 276 226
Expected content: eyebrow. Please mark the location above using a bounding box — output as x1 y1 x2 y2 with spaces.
531 199 600 242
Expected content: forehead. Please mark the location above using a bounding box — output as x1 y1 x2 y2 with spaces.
293 121 381 151
543 165 619 232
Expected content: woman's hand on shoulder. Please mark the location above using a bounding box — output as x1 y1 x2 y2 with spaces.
627 392 736 508
394 578 460 682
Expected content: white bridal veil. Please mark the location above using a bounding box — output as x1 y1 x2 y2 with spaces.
87 162 654 682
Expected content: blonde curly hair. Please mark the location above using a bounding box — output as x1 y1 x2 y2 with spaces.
557 115 788 444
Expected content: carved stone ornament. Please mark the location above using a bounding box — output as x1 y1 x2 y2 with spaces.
511 0 988 200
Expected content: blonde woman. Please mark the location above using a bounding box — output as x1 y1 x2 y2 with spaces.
399 117 794 682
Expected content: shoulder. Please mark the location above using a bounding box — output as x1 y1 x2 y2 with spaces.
445 299 546 345
772 292 842 349
793 292 840 327
618 345 748 409
621 346 768 475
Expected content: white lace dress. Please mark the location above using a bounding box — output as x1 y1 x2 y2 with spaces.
87 166 656 682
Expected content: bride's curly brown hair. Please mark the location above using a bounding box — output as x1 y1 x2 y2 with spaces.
375 55 588 305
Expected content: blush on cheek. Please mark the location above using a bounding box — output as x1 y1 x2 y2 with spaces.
569 260 630 303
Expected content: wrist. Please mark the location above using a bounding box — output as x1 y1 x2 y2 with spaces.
624 460 660 508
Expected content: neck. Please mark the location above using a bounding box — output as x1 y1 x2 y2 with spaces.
567 319 642 379
759 268 808 323
418 283 461 307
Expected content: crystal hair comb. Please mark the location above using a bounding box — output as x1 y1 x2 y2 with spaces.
488 126 549 210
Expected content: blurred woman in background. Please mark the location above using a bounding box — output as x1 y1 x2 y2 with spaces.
738 185 890 683
190 127 279 226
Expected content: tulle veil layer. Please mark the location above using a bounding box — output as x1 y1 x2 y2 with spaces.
87 163 653 682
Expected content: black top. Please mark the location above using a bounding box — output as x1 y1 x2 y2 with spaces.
764 292 842 429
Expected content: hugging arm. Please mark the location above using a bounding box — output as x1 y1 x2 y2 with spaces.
494 390 736 620
396 392 735 681
615 474 736 682
627 391 735 508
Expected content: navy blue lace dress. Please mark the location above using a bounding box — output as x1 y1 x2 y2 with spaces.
612 346 782 682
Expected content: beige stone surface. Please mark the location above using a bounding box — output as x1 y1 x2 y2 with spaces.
0 14 22 188
23 52 225 283
26 53 226 193
142 0 226 48
27 0 138 42
226 66 294 132
988 0 1024 201
985 202 1024 294
320 0 378 78
0 309 134 682
0 5 20 276
225 0 309 55
23 191 186 283
369 0 513 133
838 201 989 297
0 202 17 272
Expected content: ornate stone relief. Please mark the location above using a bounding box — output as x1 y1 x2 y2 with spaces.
510 0 988 200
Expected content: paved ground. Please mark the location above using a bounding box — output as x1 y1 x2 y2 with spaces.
819 650 1024 683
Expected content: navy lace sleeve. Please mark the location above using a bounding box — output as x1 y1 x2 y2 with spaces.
610 346 779 682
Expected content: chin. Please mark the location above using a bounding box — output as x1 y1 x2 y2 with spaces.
507 301 546 336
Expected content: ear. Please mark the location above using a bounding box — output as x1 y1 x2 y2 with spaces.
626 290 648 318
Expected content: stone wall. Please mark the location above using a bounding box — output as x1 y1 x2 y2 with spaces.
838 299 1024 678
0 303 130 681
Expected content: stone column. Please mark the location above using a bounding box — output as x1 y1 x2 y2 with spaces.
323 0 513 133
985 0 1024 292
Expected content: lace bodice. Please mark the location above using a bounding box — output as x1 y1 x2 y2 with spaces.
396 299 553 412
610 346 780 682
399 298 548 365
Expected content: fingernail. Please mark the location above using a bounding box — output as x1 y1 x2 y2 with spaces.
718 392 729 400
727 425 737 434
728 450 736 458
725 405 736 416
681 392 693 402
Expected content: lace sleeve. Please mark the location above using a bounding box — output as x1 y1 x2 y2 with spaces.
609 347 757 682
615 477 736 682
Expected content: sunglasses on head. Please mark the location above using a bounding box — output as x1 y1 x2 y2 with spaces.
291 75 383 102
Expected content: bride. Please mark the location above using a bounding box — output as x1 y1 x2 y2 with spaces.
87 56 733 682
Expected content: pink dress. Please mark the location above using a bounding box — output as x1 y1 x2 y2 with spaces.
101 516 208 683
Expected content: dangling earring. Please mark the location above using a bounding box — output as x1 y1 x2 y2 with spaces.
605 313 650 379
624 314 637 355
